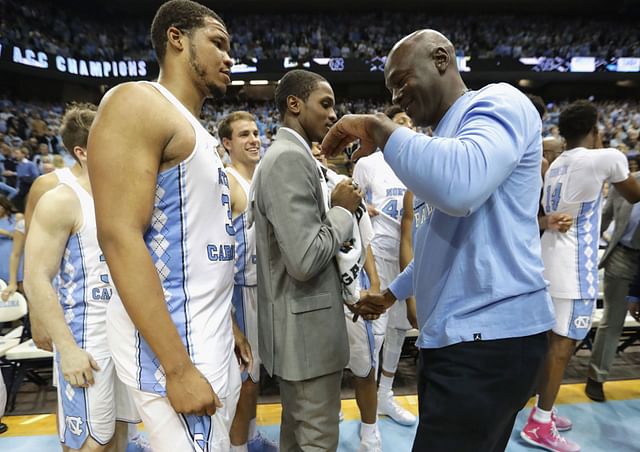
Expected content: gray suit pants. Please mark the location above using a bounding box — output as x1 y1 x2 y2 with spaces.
279 370 342 452
589 245 640 382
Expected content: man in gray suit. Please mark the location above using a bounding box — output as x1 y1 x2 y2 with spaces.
586 173 640 401
252 69 375 451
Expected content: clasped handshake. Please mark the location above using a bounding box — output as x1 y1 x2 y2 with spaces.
347 289 397 322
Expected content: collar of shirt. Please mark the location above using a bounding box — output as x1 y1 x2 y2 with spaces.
280 127 312 157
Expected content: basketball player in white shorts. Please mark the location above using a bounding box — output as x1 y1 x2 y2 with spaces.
352 105 416 425
24 103 139 451
219 111 276 452
87 3 249 451
522 100 640 452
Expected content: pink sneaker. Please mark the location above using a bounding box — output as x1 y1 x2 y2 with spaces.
528 406 573 432
552 407 572 432
521 417 580 452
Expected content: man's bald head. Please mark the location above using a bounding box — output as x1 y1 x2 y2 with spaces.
384 29 465 128
388 29 456 65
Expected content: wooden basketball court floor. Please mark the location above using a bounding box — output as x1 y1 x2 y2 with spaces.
2 379 639 451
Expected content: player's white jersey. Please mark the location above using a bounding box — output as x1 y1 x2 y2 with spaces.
107 82 236 398
54 167 75 185
352 151 406 260
57 178 113 359
541 147 629 299
225 166 257 286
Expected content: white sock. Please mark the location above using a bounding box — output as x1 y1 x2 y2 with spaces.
378 374 394 394
360 421 377 438
533 406 552 424
230 445 248 452
248 418 257 441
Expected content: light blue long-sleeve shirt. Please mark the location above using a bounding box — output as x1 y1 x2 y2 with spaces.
387 83 555 348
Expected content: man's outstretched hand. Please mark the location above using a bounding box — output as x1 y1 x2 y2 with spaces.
349 289 397 322
322 113 400 161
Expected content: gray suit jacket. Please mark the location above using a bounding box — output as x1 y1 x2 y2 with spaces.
253 128 352 381
600 172 640 268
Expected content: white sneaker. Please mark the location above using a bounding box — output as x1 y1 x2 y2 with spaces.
339 410 344 422
377 390 417 426
358 425 382 452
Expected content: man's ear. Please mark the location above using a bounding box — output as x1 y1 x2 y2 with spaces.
167 26 187 54
287 95 302 115
222 137 232 153
432 47 450 74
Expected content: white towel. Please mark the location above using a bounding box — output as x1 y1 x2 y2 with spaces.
324 168 374 305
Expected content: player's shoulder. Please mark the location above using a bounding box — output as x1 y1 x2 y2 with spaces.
31 170 64 194
33 184 80 225
97 82 170 120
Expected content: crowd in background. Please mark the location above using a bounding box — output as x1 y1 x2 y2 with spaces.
1 0 639 62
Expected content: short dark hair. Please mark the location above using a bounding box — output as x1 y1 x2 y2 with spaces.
218 111 256 146
274 70 327 118
559 100 598 143
60 102 97 164
527 94 546 120
384 105 404 120
151 0 225 64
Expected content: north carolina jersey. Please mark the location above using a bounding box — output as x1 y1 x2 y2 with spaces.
107 82 236 398
225 166 257 286
541 147 629 299
57 178 113 359
352 151 406 259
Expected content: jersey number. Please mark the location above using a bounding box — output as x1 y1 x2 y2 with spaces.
221 194 235 236
545 183 562 213
381 199 402 219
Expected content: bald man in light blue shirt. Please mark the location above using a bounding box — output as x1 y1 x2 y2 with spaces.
323 29 554 452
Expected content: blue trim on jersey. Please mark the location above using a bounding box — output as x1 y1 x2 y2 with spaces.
233 214 247 286
58 234 88 350
576 198 600 299
365 319 376 370
137 164 190 394
232 285 249 382
179 413 212 452
57 355 91 449
358 269 377 370
232 285 246 335
77 235 88 352
567 298 596 340
178 164 194 360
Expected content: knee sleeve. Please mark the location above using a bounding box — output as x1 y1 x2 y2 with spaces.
381 328 407 374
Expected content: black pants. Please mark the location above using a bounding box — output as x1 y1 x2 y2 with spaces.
412 332 548 452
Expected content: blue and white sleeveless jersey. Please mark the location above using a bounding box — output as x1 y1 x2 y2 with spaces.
225 166 257 287
352 151 406 260
107 82 236 398
57 178 113 359
541 147 629 299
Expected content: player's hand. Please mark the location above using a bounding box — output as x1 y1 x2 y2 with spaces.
232 322 253 373
60 345 100 388
629 301 640 323
322 114 392 160
547 213 573 233
367 204 380 217
1 283 17 302
166 364 222 416
406 296 418 329
30 314 54 352
331 179 363 213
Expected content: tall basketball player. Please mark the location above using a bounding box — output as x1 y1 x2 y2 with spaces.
218 112 276 452
24 104 139 452
87 1 247 451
